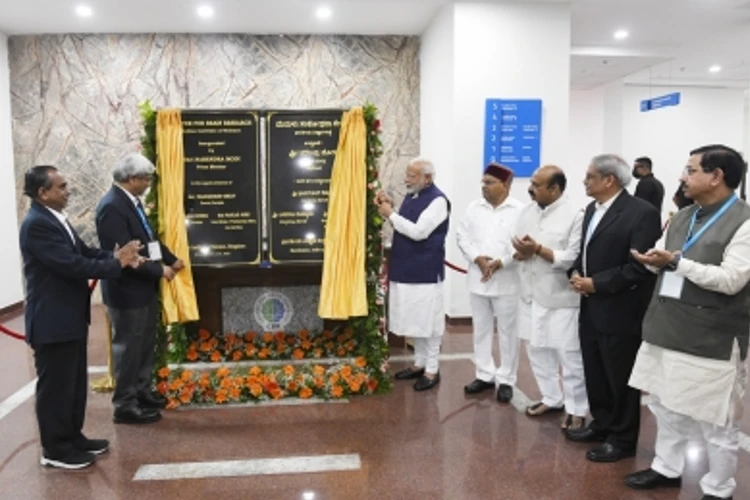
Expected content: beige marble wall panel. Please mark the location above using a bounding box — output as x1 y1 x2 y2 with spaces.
9 34 419 245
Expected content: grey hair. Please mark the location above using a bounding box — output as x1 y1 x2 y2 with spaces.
590 154 631 188
113 153 155 182
408 157 436 178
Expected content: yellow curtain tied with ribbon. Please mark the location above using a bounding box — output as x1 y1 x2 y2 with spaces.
318 107 368 319
155 109 200 323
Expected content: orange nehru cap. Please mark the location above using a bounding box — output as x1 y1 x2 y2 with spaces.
484 162 513 182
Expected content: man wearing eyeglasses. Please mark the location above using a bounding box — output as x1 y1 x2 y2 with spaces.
96 153 184 424
626 145 750 500
565 154 662 463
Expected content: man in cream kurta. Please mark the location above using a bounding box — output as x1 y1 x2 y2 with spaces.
512 166 588 430
377 157 450 392
457 163 523 403
627 145 750 500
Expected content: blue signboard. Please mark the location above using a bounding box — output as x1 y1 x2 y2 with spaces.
483 98 542 177
640 92 681 112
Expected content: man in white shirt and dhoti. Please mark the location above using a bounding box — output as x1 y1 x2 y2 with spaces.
457 163 523 403
512 165 588 430
377 157 450 392
628 144 750 500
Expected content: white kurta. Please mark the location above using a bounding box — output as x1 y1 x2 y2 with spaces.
456 196 523 385
387 196 449 339
629 218 750 427
515 197 583 350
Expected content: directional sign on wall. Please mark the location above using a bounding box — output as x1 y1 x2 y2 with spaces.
640 92 681 112
483 98 542 177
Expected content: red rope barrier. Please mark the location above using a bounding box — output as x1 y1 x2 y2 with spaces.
444 261 467 274
0 280 99 341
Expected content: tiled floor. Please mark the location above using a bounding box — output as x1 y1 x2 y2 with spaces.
0 306 747 499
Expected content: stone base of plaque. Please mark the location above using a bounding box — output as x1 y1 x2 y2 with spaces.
222 286 324 333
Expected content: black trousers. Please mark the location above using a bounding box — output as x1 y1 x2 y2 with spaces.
579 302 643 450
33 338 89 458
109 297 159 411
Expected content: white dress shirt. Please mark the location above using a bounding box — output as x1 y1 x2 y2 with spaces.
45 207 76 244
456 196 524 296
630 218 750 426
516 196 583 309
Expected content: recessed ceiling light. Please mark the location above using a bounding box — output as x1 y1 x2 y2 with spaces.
709 65 722 73
316 6 332 20
75 5 93 17
613 29 629 40
197 5 214 18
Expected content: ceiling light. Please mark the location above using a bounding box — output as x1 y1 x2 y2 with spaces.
316 6 332 20
197 5 214 18
613 30 629 40
709 65 722 73
75 5 93 17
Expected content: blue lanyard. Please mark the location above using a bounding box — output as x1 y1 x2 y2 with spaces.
135 202 155 241
683 194 737 252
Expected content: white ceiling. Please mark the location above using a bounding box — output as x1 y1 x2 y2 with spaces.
1 0 749 90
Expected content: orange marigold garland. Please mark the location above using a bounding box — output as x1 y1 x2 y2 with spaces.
156 358 376 408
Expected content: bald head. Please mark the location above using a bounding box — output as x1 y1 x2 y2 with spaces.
528 164 567 207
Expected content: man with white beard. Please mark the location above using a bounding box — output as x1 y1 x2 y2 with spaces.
377 158 450 391
513 165 588 430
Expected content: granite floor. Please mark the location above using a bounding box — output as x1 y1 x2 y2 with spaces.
0 306 748 500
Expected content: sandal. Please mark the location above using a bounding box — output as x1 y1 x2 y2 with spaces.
561 413 586 430
526 402 564 416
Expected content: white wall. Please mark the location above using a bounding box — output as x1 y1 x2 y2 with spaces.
436 2 571 317
0 34 24 309
621 85 746 216
569 87 604 205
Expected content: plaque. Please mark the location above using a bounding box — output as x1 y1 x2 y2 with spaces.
266 110 343 264
182 110 261 265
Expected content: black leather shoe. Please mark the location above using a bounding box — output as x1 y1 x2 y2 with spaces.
395 367 425 380
75 438 109 455
586 442 636 463
565 426 607 443
414 373 440 391
464 379 494 394
496 384 513 403
701 496 732 500
625 468 681 490
114 406 162 424
138 393 167 409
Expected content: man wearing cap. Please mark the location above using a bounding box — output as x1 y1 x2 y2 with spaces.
457 163 523 403
377 157 450 392
513 165 588 430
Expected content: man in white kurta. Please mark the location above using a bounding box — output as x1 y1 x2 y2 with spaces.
512 166 588 430
457 163 523 403
627 145 750 500
378 158 450 392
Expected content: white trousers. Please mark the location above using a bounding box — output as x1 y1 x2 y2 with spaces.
527 344 588 417
470 293 518 385
413 336 442 375
650 396 739 499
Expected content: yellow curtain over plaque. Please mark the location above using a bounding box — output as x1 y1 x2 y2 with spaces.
318 107 368 319
156 109 200 323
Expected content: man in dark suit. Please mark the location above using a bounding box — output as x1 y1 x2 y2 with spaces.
633 156 665 212
566 154 662 462
20 166 141 469
96 152 183 424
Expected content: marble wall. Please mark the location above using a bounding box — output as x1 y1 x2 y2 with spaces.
8 34 420 245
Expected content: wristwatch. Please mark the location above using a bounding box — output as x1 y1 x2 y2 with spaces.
666 253 681 271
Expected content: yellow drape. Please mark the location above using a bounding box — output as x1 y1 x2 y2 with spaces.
318 108 368 319
156 109 200 323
